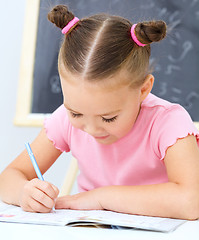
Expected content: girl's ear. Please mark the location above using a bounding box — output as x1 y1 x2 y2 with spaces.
140 74 154 102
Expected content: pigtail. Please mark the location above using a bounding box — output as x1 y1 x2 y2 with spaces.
135 21 167 45
47 5 75 30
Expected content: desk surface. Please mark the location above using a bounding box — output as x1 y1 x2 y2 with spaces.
0 220 199 240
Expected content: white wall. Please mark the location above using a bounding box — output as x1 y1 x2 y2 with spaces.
0 1 73 191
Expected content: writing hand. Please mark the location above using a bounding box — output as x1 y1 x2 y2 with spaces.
19 178 59 213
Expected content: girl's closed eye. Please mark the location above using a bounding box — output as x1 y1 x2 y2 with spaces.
102 116 118 123
70 112 83 118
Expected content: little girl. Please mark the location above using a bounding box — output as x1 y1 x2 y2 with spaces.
0 5 199 220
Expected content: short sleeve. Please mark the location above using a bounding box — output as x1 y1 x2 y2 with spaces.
44 105 70 152
151 105 199 160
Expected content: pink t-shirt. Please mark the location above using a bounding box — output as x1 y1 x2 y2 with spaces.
44 93 199 192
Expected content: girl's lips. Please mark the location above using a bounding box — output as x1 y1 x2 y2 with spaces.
94 135 109 139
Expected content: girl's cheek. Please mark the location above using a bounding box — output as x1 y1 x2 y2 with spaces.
68 118 82 129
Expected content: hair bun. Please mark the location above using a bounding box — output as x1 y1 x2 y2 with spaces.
47 5 74 29
135 20 167 44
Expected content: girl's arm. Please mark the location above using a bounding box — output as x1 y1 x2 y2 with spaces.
56 135 199 220
0 128 62 212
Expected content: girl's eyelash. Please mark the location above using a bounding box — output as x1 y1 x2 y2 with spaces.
70 112 82 118
70 111 117 123
102 116 118 123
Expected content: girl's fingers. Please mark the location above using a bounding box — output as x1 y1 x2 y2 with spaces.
31 187 55 209
55 190 103 211
31 179 59 200
55 195 72 209
28 197 52 213
51 184 60 197
20 194 51 213
21 179 59 212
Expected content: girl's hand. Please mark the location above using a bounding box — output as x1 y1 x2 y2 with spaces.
55 189 103 210
19 178 59 213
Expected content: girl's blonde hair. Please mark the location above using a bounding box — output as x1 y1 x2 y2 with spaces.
48 5 167 87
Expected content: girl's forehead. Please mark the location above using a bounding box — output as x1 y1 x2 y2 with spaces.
61 74 132 99
61 70 141 115
59 66 135 92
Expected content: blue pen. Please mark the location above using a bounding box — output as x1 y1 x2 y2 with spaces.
25 143 44 181
25 142 55 211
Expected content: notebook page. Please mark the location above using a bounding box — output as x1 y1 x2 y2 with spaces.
0 201 186 231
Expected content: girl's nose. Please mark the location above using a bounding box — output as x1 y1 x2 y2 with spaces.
83 122 102 136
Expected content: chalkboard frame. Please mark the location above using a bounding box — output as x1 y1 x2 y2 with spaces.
14 0 199 129
14 0 48 127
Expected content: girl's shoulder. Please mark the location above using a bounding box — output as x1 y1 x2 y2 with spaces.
141 94 199 161
140 93 195 132
44 104 71 152
141 93 194 125
46 104 69 124
140 93 191 122
141 93 178 110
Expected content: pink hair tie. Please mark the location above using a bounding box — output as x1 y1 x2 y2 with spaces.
62 17 79 34
131 24 146 47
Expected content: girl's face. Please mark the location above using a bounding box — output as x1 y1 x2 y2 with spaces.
60 69 153 145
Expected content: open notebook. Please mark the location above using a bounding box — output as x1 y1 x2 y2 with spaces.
0 201 186 232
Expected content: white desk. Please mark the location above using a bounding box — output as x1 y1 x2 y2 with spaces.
0 220 199 240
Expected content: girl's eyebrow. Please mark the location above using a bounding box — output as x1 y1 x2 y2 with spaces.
64 103 121 116
100 110 121 116
64 104 81 114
